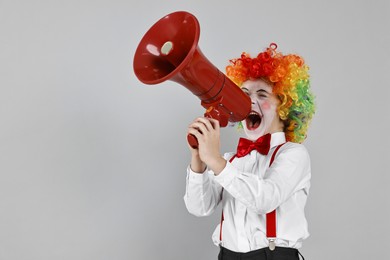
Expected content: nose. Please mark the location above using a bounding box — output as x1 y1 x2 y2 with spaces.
250 97 260 109
251 97 256 105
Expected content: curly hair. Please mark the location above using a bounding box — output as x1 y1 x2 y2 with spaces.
226 43 315 143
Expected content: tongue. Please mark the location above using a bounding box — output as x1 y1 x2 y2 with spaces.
252 120 260 129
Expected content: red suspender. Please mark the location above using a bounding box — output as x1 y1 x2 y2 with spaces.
219 154 237 241
219 144 285 248
266 143 285 250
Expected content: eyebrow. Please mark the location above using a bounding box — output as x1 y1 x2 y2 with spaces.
257 89 269 94
241 87 269 94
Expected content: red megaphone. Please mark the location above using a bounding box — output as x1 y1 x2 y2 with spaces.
133 11 251 148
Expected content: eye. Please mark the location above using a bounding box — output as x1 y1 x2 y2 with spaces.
256 89 269 98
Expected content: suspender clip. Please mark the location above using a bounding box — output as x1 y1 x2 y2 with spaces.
268 238 276 251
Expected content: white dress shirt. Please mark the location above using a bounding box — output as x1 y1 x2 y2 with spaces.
184 132 311 252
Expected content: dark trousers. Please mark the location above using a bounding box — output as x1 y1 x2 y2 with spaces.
218 246 304 260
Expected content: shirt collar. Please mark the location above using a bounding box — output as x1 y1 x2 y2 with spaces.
270 132 286 149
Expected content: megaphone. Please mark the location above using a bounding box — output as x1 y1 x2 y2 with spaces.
133 11 251 148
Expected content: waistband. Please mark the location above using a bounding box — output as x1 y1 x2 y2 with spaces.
219 246 300 259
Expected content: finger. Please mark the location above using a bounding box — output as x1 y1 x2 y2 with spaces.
189 122 208 135
196 117 213 131
188 128 202 139
209 118 220 131
187 127 201 139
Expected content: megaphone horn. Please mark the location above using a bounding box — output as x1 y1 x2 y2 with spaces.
133 11 251 148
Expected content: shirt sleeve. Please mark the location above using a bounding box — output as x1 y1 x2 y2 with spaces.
183 153 234 217
213 144 311 215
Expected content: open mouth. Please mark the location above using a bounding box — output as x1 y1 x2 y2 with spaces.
246 111 262 130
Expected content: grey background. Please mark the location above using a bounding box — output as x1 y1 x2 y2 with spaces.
1 0 389 259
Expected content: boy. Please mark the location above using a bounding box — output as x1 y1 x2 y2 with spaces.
184 43 315 260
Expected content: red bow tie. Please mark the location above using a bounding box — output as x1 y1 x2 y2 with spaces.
236 133 271 158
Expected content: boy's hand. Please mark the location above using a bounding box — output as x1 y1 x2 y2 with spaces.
187 117 226 175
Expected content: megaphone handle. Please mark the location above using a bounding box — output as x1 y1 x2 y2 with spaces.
187 112 213 149
187 134 199 149
187 106 230 149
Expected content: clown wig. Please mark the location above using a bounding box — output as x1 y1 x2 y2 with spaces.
226 43 315 143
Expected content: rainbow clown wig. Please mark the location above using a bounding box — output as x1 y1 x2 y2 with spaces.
226 43 315 143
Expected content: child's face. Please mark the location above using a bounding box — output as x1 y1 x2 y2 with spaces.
241 79 283 141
